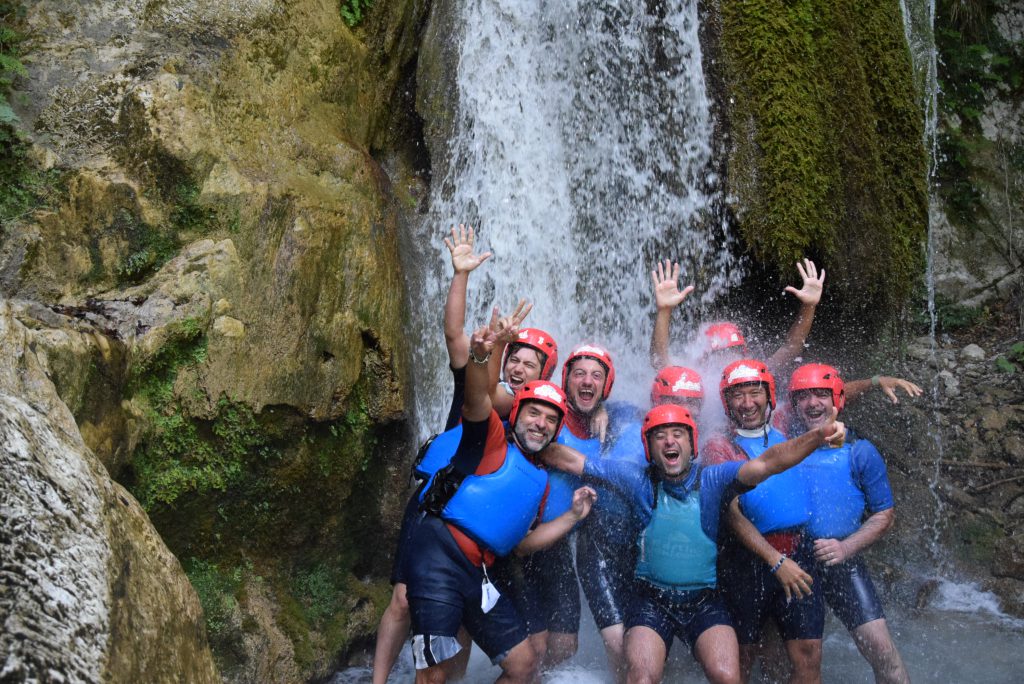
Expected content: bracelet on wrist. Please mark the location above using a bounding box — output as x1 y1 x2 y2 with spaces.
769 554 787 574
469 349 491 365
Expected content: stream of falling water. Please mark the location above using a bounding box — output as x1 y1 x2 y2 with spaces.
402 0 738 440
899 0 949 568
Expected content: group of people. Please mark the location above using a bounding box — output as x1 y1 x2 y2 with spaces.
372 226 922 684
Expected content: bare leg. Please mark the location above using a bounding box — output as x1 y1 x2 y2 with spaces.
496 638 541 684
625 626 667 684
693 625 742 684
599 623 627 684
783 639 821 684
373 583 411 684
543 631 578 668
758 624 791 683
851 619 909 684
445 627 473 681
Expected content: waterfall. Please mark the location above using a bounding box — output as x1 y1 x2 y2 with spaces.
405 0 738 439
899 0 948 565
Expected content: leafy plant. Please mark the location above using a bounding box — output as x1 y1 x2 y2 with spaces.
339 0 374 28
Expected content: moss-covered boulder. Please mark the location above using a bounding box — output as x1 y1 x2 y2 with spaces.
709 0 928 320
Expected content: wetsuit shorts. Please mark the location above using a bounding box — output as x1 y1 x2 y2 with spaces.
520 536 581 634
576 515 639 630
719 534 825 644
626 581 733 656
818 555 885 631
389 490 423 585
402 514 528 667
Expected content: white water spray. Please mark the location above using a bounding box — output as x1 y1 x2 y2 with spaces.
405 0 738 438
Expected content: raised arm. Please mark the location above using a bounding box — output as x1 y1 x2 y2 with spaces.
767 258 824 370
487 300 532 417
649 259 695 370
844 376 923 405
737 407 844 486
462 314 500 422
444 224 493 368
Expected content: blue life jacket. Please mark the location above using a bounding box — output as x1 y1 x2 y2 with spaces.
417 433 548 556
541 427 597 522
413 425 463 482
804 441 866 539
636 483 718 590
734 428 812 533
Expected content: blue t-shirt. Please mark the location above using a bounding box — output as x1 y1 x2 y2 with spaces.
804 434 894 539
582 457 746 543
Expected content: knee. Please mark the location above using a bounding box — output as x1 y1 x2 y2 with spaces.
501 647 539 683
788 641 822 672
705 661 742 684
416 665 448 684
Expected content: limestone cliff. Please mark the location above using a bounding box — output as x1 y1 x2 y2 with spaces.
2 0 427 680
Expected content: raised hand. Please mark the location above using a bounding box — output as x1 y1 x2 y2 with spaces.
493 299 532 343
650 259 695 311
444 224 492 274
783 258 825 306
820 407 846 447
879 376 923 404
470 309 500 361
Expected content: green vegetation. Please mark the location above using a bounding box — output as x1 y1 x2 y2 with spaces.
935 0 1023 225
720 0 928 319
994 341 1024 373
186 557 244 638
339 0 374 28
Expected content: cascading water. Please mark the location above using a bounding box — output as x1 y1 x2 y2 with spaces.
403 0 738 440
332 2 1024 682
900 0 949 567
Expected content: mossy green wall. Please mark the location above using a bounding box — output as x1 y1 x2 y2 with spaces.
720 0 928 318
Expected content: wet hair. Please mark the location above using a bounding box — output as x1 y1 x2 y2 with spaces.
507 343 547 370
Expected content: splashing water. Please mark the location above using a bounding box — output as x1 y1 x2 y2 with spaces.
404 0 738 439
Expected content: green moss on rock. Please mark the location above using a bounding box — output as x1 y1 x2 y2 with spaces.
720 0 928 319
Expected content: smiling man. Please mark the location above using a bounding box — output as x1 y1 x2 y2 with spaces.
401 320 596 684
787 364 909 684
703 359 823 684
541 402 844 684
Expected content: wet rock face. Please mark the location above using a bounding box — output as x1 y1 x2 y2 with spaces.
847 327 1024 617
4 0 427 680
0 302 219 682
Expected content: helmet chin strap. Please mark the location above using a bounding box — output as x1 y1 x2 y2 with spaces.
733 405 773 446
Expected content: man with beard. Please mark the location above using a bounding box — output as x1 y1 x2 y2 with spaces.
703 360 823 684
402 317 596 684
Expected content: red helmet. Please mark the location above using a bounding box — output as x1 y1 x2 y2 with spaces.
789 363 845 412
704 322 747 354
641 404 699 462
561 344 615 400
501 327 559 381
509 380 568 435
719 359 777 411
650 366 705 406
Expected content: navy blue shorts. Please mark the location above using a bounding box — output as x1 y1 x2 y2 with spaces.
499 532 581 634
402 514 528 665
818 556 885 630
576 515 639 629
719 536 824 644
390 490 423 585
626 581 733 656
